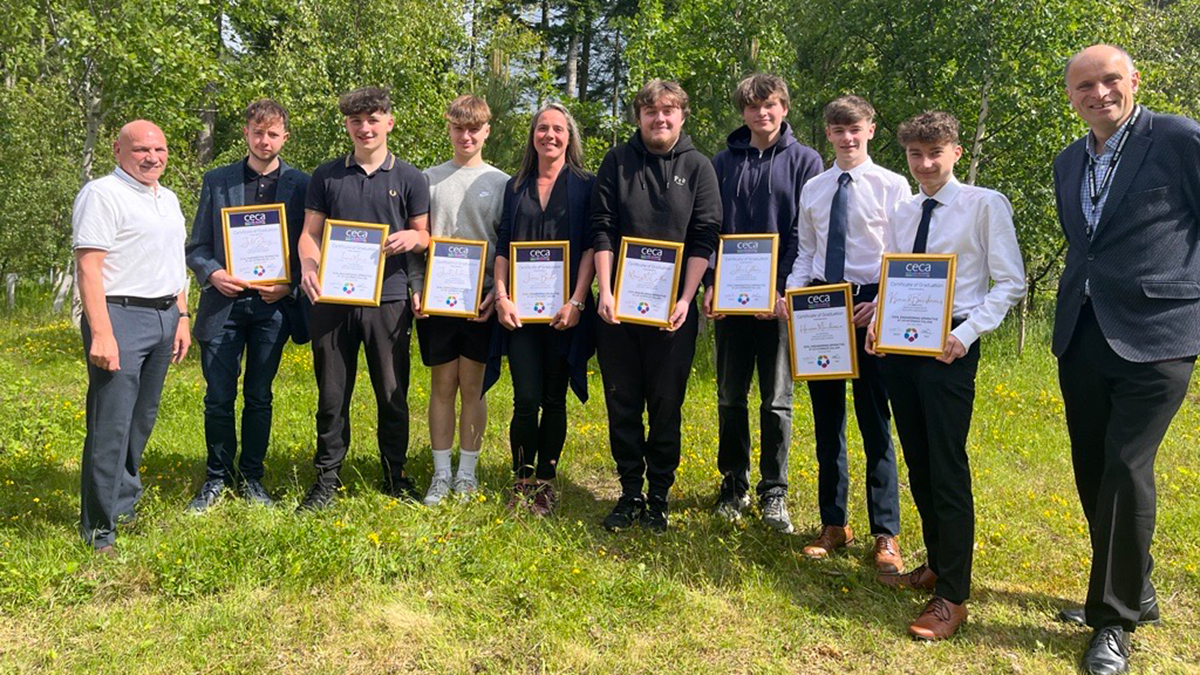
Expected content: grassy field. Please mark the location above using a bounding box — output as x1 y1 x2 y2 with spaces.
0 295 1197 674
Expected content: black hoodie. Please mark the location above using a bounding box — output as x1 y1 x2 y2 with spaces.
590 130 722 281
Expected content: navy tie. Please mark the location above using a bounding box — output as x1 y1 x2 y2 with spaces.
912 198 938 254
824 172 852 283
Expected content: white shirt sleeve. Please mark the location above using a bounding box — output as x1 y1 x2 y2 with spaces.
950 192 1027 349
71 184 118 251
786 185 816 289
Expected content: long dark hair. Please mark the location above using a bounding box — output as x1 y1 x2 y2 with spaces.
512 103 589 191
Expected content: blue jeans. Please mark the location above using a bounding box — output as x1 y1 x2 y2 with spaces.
199 295 289 482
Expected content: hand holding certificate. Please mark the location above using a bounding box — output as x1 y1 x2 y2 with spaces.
222 204 290 285
785 283 858 380
316 220 388 306
872 254 957 356
422 237 488 318
613 237 684 328
510 241 569 324
713 234 778 315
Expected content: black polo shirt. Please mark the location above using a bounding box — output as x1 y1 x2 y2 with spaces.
243 158 282 206
306 152 430 301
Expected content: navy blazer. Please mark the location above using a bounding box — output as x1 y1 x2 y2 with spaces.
1052 108 1200 362
186 158 310 344
483 170 596 402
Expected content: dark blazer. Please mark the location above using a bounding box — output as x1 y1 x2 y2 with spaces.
1052 108 1200 362
483 170 596 402
186 158 310 344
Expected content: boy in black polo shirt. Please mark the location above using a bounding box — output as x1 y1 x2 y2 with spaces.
296 87 431 510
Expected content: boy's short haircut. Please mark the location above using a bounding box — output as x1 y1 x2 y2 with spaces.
823 95 876 126
338 87 392 116
244 99 289 129
732 74 790 111
632 79 690 119
896 111 961 147
445 95 492 127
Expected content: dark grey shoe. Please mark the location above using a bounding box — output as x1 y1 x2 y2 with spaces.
186 479 227 514
760 494 794 533
1058 596 1160 628
641 495 669 534
713 481 750 521
602 494 645 531
296 482 337 513
1081 626 1130 675
236 479 275 506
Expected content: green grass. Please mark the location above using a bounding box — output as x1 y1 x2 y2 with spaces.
0 296 1197 674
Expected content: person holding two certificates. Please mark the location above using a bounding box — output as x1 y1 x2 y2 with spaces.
866 111 1025 640
592 80 722 533
488 103 596 515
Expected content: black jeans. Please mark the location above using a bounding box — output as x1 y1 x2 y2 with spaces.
714 315 792 497
310 300 412 487
881 341 980 604
508 324 571 479
198 294 290 482
596 310 698 499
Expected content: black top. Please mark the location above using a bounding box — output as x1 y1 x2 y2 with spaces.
243 159 282 206
306 152 430 301
513 171 570 242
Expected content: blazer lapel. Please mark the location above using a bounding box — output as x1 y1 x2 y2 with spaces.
1061 142 1087 241
1095 112 1152 238
225 161 245 208
275 159 296 206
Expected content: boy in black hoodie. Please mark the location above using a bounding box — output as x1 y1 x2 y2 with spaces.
592 79 722 533
704 74 823 533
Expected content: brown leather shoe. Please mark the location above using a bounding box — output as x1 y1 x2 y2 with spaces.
803 524 854 558
872 535 904 573
908 596 967 640
877 563 937 591
94 545 118 559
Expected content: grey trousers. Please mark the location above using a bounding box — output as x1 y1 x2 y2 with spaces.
80 304 178 548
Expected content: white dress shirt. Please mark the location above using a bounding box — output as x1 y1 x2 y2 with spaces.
72 167 187 298
885 178 1026 349
787 158 912 288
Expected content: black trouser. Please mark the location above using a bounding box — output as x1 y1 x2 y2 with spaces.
881 340 980 604
508 324 571 480
1058 303 1194 631
714 315 792 497
310 300 412 487
596 310 698 499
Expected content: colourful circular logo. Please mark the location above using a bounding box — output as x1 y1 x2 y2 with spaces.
904 327 919 342
342 282 355 295
445 295 459 308
252 265 266 277
816 355 830 368
637 302 650 315
737 292 750 305
533 301 546 314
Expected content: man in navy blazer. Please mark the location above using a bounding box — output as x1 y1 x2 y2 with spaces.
1054 44 1200 675
184 99 310 512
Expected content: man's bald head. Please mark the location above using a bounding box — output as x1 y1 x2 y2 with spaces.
1064 44 1135 85
1064 44 1141 142
114 119 169 186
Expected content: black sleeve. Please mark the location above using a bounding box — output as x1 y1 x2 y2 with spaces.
684 158 722 261
590 150 620 253
495 177 517 259
304 163 330 215
777 150 823 293
406 165 431 218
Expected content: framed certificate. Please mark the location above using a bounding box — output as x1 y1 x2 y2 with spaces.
221 203 290 284
510 240 569 324
873 253 957 356
422 237 488 318
712 233 778 314
316 219 387 307
786 283 858 380
614 237 684 327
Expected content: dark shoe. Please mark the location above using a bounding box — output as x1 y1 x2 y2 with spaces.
296 482 337 512
1081 626 1130 675
186 479 227 514
878 563 938 591
908 596 967 641
94 544 118 559
872 535 904 574
507 482 533 510
803 524 853 558
529 483 557 517
381 476 421 502
642 495 668 534
713 480 750 521
602 494 645 532
1058 596 1160 628
760 494 794 533
236 479 275 506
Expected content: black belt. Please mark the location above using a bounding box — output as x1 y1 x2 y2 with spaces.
106 295 177 310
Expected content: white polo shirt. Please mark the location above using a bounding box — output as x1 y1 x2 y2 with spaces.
72 167 187 298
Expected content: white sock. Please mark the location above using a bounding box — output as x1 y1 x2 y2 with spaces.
432 449 452 477
457 449 480 480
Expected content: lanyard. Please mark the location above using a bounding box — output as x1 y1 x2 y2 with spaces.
1087 105 1140 206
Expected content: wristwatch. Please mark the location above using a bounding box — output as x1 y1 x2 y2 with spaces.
568 299 585 311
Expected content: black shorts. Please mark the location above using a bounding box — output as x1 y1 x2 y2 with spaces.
416 314 493 366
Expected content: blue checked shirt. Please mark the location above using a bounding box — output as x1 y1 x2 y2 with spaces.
1081 109 1138 239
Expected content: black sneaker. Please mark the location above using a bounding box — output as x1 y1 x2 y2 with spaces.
602 494 645 531
296 482 337 512
236 479 275 507
760 494 794 533
381 475 421 502
186 479 227 514
642 495 669 534
714 480 750 521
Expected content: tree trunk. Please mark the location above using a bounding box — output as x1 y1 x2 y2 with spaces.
565 32 579 98
196 7 223 165
610 29 621 147
1016 296 1027 356
5 274 17 309
80 62 102 185
52 266 74 314
579 2 592 101
966 76 991 186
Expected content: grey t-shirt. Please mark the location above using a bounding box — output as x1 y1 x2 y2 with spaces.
408 160 509 295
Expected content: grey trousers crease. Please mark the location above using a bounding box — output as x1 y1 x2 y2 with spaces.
80 304 179 548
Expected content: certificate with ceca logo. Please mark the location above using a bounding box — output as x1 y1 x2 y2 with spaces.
422 237 488 318
712 233 778 315
613 236 684 328
221 204 291 285
510 240 569 324
316 219 388 307
785 282 858 380
873 253 957 356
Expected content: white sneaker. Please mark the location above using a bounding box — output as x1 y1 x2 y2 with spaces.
423 472 452 506
453 473 479 500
